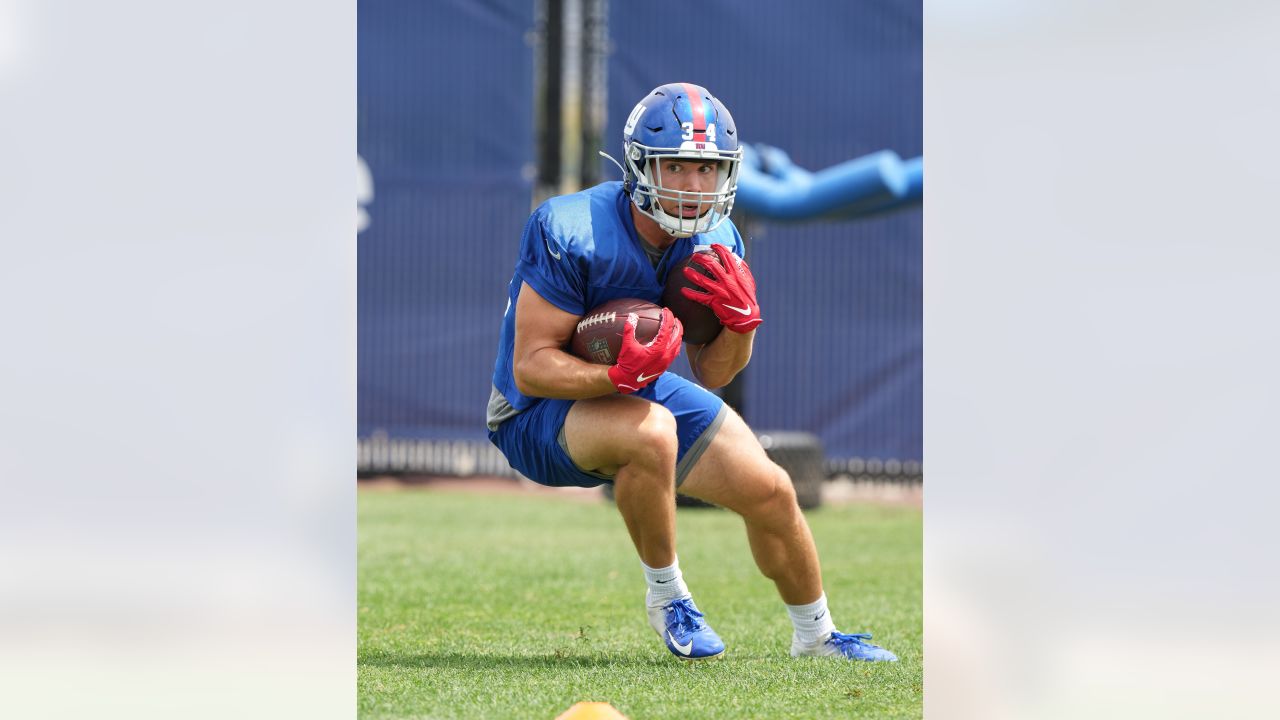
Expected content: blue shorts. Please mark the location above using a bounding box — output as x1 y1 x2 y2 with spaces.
488 372 727 489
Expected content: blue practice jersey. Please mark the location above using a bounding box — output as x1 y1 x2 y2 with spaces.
487 181 744 429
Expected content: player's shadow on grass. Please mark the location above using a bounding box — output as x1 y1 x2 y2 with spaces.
360 650 673 671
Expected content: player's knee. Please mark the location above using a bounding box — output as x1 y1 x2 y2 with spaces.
629 405 678 464
773 467 800 508
756 464 799 515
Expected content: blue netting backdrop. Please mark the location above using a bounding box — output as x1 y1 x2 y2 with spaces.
358 0 535 442
358 0 922 466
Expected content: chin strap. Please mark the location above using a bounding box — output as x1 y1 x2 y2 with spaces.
600 150 644 204
598 150 625 175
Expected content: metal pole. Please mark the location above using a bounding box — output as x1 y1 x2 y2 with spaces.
532 0 563 208
579 0 609 188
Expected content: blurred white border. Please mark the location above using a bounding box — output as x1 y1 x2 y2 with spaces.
927 1 1280 717
1 1 354 717
0 1 26 79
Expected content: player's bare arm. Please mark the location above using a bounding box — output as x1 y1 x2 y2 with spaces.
512 282 616 399
687 328 754 389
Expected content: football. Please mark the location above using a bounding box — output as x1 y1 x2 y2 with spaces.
662 248 724 345
569 298 664 365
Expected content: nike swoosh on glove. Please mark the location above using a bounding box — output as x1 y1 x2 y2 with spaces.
607 307 684 394
680 243 763 333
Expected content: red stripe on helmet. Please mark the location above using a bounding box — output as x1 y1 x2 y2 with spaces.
681 82 707 140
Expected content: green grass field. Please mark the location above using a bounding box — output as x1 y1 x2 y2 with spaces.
358 488 922 719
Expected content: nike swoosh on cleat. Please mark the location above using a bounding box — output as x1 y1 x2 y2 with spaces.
668 631 694 656
636 372 660 383
723 304 752 315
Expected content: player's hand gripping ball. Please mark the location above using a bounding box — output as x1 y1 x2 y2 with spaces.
662 244 762 343
662 250 723 344
569 299 684 393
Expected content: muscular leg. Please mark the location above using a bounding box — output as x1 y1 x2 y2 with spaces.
562 394 679 568
678 406 823 605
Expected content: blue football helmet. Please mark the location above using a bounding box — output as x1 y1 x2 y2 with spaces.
608 82 742 238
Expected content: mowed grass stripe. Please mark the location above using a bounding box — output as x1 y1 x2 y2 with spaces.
359 489 921 719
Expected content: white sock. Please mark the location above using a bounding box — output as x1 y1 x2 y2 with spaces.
786 593 837 644
641 558 690 606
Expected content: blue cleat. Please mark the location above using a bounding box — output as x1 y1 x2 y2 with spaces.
791 631 899 662
646 597 725 660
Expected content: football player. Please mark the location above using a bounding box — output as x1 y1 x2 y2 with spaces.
487 82 896 662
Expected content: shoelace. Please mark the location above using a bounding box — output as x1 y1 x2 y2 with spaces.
665 598 707 635
827 631 878 652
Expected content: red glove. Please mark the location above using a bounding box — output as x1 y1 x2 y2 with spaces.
680 243 763 333
607 308 684 394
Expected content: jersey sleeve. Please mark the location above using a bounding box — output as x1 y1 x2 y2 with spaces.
729 223 746 259
701 220 745 259
516 214 587 316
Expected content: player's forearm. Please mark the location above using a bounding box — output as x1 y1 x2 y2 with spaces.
691 329 754 389
514 347 617 399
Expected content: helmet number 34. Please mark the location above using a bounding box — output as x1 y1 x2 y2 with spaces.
681 122 716 142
